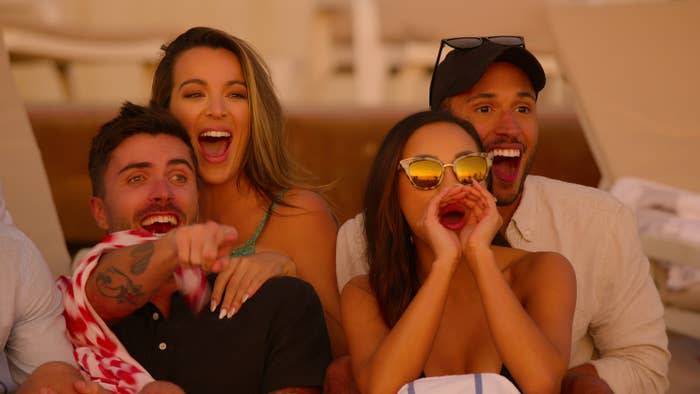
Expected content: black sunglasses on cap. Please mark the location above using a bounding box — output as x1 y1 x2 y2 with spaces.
429 36 525 107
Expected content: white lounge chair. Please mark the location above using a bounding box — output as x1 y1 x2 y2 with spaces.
0 29 71 278
548 0 700 340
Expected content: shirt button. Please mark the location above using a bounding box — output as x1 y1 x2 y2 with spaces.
152 312 159 321
158 342 167 351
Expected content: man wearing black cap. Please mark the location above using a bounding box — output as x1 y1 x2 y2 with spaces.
336 36 669 393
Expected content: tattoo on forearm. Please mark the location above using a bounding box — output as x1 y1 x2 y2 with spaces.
129 242 154 275
95 266 145 305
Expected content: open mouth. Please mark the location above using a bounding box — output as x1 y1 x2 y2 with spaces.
490 148 522 183
198 130 232 163
439 203 466 231
140 214 180 235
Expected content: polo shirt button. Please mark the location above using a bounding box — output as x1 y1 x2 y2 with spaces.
158 342 167 351
152 312 159 321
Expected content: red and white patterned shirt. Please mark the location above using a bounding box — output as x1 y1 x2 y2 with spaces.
58 230 209 393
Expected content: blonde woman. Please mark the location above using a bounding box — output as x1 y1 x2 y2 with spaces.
150 27 345 357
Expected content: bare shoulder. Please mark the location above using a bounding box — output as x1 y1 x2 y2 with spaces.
276 188 333 217
507 249 575 295
262 189 337 274
342 275 373 299
267 188 336 238
344 274 371 294
514 250 573 277
340 275 381 324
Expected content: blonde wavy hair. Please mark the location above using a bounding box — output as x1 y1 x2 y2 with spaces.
150 26 318 205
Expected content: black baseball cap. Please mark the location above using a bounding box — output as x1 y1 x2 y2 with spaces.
429 39 546 109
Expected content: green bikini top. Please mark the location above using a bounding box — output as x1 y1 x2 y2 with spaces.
230 190 286 257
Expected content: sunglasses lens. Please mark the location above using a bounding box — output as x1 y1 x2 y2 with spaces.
455 156 488 183
408 160 443 189
488 36 524 47
445 37 483 50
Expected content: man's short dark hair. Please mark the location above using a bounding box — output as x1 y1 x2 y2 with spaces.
88 101 197 197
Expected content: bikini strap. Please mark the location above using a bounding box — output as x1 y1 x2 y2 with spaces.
230 190 287 257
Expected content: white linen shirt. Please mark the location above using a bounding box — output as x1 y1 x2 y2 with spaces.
336 175 670 393
0 223 75 385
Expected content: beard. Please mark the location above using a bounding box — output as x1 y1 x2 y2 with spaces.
493 147 536 207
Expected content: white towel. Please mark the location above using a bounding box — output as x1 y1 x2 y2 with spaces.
610 176 700 289
398 374 520 394
611 177 700 220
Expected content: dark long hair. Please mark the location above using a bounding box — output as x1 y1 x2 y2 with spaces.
364 110 483 327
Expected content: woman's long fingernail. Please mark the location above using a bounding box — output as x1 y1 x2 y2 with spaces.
219 308 227 319
210 300 218 312
227 307 237 319
242 294 249 304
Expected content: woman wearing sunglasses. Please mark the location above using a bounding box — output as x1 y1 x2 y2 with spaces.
341 111 575 394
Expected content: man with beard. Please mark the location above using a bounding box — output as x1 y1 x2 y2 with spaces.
58 102 330 394
336 37 669 393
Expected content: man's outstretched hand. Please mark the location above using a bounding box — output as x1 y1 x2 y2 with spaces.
167 220 238 272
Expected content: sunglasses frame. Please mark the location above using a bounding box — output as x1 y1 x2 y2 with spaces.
398 152 493 190
429 35 525 108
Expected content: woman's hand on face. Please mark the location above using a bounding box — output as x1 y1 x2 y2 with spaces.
415 185 464 270
459 181 502 259
210 251 296 318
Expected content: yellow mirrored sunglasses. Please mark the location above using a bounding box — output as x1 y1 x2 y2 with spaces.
398 153 492 190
